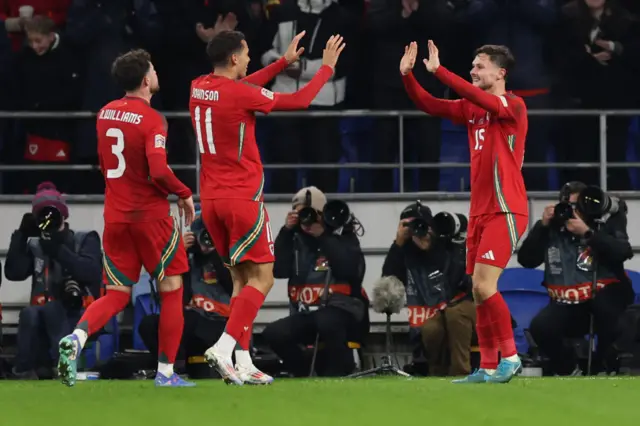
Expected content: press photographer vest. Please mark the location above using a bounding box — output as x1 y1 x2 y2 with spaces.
287 238 365 317
404 243 469 330
188 257 230 319
544 229 619 304
27 231 97 307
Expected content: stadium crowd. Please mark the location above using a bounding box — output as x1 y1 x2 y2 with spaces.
0 0 639 195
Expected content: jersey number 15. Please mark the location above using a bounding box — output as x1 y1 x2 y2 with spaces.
194 106 216 155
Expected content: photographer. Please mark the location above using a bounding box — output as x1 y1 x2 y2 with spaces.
518 181 635 375
382 202 474 377
263 186 368 377
138 213 233 378
4 182 102 379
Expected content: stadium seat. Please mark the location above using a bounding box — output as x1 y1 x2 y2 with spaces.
498 268 549 354
82 316 119 370
625 269 640 303
438 120 469 192
133 293 160 351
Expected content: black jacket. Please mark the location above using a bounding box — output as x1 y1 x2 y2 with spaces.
382 239 472 306
273 226 365 297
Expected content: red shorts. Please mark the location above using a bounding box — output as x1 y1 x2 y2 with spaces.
201 199 274 267
466 213 528 275
102 216 189 286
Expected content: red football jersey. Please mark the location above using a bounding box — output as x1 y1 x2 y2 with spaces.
402 68 529 218
189 75 278 201
97 97 172 223
461 93 528 217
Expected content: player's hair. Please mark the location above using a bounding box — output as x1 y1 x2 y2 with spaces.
111 49 152 92
206 30 246 69
474 45 516 74
24 15 56 35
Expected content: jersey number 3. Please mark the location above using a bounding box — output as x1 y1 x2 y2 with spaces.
194 106 216 155
106 128 126 179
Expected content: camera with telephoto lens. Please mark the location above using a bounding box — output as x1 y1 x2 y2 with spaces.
197 228 214 249
36 205 63 238
298 189 353 230
433 211 468 239
62 278 83 310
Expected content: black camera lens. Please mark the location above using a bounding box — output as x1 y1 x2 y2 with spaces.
577 185 610 218
298 207 318 226
37 205 62 233
433 212 468 238
554 201 574 223
323 200 350 229
197 228 214 249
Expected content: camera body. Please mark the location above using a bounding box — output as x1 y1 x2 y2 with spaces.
197 228 214 249
62 277 83 310
36 205 63 238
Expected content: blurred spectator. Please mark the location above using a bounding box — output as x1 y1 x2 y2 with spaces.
261 0 357 194
458 0 558 191
9 16 80 194
64 0 163 193
367 0 452 192
153 0 238 189
0 0 71 51
553 0 640 190
0 19 12 192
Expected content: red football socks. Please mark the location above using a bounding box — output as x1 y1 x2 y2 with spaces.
75 289 129 335
158 287 184 364
238 324 253 351
484 292 518 358
475 302 499 370
224 286 265 342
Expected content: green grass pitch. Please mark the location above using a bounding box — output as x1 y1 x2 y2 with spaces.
1 377 638 425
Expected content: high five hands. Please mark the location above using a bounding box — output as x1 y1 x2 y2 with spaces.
399 40 441 76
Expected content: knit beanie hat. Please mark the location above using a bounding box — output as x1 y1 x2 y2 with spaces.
32 182 69 219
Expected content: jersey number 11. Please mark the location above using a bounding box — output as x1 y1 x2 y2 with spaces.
194 106 216 155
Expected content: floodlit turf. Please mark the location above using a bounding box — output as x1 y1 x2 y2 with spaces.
1 377 638 425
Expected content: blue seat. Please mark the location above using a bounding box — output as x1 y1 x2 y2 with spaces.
133 293 160 351
132 274 159 351
499 268 549 354
625 269 640 303
82 314 120 370
438 120 469 192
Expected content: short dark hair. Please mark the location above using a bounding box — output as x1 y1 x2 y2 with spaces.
24 15 56 35
474 45 516 73
206 30 246 68
111 49 152 92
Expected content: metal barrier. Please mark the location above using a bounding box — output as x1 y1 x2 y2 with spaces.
1 109 640 193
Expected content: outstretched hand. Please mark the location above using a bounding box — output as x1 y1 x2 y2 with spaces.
423 40 440 73
400 41 417 75
284 30 306 64
321 34 346 70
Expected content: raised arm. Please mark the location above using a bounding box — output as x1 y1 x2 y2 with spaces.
243 31 307 87
242 57 288 87
402 71 465 123
434 66 519 120
421 39 523 120
400 42 465 123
